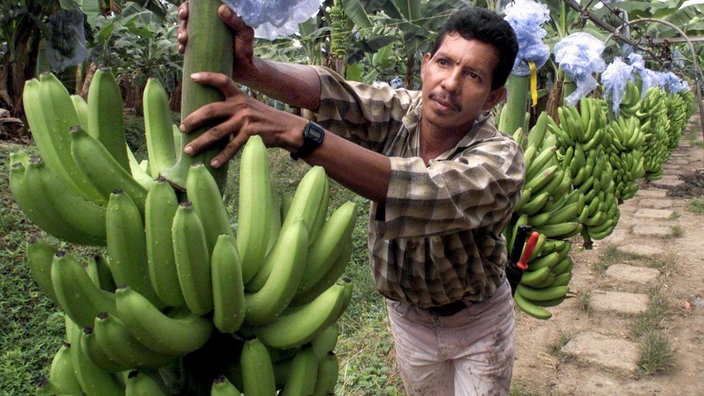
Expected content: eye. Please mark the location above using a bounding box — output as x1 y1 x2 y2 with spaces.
464 70 479 80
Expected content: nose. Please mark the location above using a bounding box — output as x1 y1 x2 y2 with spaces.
441 68 462 95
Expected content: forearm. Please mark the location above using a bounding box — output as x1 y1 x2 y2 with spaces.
303 131 390 204
238 59 321 111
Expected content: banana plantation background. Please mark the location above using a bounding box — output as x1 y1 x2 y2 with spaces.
3 0 704 395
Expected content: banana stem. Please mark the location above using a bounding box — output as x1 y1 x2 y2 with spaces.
162 0 234 193
498 74 530 136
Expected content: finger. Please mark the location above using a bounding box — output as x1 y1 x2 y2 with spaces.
184 122 234 157
177 3 188 53
178 1 188 20
210 133 249 168
190 72 241 98
218 5 255 44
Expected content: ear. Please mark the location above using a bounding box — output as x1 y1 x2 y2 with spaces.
483 86 506 111
420 53 431 81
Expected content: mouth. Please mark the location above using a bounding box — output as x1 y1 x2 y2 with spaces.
429 94 461 113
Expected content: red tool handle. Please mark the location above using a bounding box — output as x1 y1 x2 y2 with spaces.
517 232 540 270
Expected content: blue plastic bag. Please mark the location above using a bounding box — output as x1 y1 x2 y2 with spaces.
554 32 606 106
221 0 323 39
601 57 634 116
503 0 551 76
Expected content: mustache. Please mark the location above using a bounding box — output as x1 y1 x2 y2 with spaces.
429 92 462 112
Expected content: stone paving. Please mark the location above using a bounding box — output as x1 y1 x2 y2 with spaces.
557 134 698 377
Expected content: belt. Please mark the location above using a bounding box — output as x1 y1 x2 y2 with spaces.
426 299 468 316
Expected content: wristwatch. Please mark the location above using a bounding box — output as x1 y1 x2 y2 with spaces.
290 121 325 160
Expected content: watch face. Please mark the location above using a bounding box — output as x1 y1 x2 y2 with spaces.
306 123 325 143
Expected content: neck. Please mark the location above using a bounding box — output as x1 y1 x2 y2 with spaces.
419 119 471 163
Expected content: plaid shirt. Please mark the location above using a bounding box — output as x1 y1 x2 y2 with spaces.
313 67 525 307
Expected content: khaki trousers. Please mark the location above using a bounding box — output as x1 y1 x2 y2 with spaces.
386 279 515 396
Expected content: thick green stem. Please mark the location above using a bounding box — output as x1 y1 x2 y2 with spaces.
498 74 530 136
162 0 234 192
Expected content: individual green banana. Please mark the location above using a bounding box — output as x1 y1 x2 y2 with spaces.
80 326 130 373
23 74 105 203
145 176 184 307
551 271 572 287
525 145 557 181
519 266 552 287
517 190 550 216
70 126 148 213
70 324 124 396
244 218 308 325
312 351 339 396
524 164 559 193
51 249 118 328
115 286 213 356
298 201 357 294
172 201 213 315
86 67 130 172
310 322 339 362
127 145 156 189
125 370 169 396
48 343 84 395
534 221 582 239
106 189 162 307
513 290 552 320
251 279 352 349
291 235 353 306
70 94 90 131
24 156 108 245
280 165 329 245
25 236 60 305
241 337 277 396
211 375 243 396
187 161 235 253
143 77 178 177
93 311 177 370
211 234 246 334
526 251 561 271
87 254 117 292
237 135 274 283
515 284 569 302
281 346 318 396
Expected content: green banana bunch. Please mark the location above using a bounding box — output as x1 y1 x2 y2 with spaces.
637 86 671 180
18 66 358 394
617 80 641 119
514 250 573 320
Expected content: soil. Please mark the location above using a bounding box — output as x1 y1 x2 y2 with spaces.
511 118 704 395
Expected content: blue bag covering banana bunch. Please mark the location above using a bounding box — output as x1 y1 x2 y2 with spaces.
14 69 357 395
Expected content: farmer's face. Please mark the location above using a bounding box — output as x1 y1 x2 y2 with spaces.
420 34 505 133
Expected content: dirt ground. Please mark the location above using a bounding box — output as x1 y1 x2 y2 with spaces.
511 121 704 395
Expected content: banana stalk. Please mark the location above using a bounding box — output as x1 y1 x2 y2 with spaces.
161 0 234 192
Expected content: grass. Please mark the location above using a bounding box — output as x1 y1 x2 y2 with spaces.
629 285 675 377
688 197 704 215
577 290 592 315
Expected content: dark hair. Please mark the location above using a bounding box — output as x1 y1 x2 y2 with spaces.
429 7 518 90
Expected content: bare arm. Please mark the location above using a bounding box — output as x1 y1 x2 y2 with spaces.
180 72 391 203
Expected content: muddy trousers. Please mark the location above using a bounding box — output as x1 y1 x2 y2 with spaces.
386 279 516 396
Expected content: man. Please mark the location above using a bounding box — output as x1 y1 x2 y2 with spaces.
178 4 522 395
